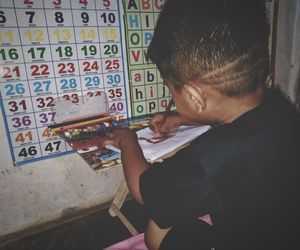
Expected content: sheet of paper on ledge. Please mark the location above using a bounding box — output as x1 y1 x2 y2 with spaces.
106 125 211 163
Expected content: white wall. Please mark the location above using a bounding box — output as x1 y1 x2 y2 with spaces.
0 109 124 238
274 0 300 107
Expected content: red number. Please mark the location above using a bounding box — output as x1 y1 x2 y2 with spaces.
30 64 50 76
83 61 99 72
24 0 33 5
58 63 75 74
2 66 20 78
53 0 61 5
79 0 88 6
105 59 120 70
103 0 110 7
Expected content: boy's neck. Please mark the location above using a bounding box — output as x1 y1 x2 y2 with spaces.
209 87 265 125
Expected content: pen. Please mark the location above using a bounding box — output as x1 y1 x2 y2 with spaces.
166 98 174 113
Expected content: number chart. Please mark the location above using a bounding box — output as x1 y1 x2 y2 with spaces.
0 0 168 166
0 0 130 166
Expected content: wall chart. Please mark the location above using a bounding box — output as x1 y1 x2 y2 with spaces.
0 0 169 166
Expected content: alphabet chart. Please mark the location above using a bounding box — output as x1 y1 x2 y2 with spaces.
123 0 171 117
0 0 168 166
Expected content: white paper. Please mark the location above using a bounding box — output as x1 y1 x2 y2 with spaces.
106 125 211 163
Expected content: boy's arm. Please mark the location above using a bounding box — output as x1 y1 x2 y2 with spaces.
100 128 150 204
119 134 150 204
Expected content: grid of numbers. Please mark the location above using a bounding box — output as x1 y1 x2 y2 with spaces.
0 0 128 165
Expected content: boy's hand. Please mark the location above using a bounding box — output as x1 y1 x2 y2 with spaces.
149 113 181 134
98 128 137 150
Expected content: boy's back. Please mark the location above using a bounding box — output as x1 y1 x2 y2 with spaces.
140 88 300 249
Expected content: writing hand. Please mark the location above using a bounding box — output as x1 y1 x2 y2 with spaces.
149 113 180 134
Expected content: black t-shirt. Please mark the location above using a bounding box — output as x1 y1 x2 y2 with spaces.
140 88 300 249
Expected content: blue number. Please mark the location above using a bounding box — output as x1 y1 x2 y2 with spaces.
60 78 77 90
5 83 25 96
106 74 121 85
84 76 101 87
33 80 51 92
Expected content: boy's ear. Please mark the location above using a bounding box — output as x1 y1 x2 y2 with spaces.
183 83 207 112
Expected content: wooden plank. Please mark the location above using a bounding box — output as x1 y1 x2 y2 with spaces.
110 203 139 236
109 179 129 217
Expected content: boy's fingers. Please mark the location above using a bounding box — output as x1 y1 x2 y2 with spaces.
102 139 115 147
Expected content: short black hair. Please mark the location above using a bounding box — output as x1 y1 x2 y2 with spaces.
147 0 270 97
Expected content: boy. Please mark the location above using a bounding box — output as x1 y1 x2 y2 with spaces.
99 0 300 249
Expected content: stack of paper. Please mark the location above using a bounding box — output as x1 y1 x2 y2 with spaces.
107 125 211 163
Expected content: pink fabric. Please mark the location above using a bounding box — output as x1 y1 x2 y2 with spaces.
199 214 212 225
104 215 212 250
103 233 147 250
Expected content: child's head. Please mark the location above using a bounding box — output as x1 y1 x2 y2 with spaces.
148 0 270 97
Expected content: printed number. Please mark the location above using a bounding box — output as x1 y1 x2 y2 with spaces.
0 30 14 44
86 91 101 97
102 28 117 40
55 46 73 58
15 131 33 143
44 141 61 152
53 0 61 5
103 44 118 55
25 11 35 24
83 61 99 72
81 45 97 56
24 0 34 5
81 12 89 23
103 0 110 7
24 30 44 43
55 12 64 23
105 59 120 70
30 64 50 76
58 63 75 74
62 93 79 103
2 66 20 79
0 48 19 60
79 29 95 40
53 29 71 41
18 146 37 158
27 47 46 60
108 88 122 98
100 12 116 24
110 102 124 112
12 116 31 128
36 96 55 108
5 83 25 96
84 76 101 87
39 112 56 124
60 78 77 89
33 80 51 93
8 100 27 112
106 74 121 84
41 128 54 138
0 11 6 23
79 0 88 6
